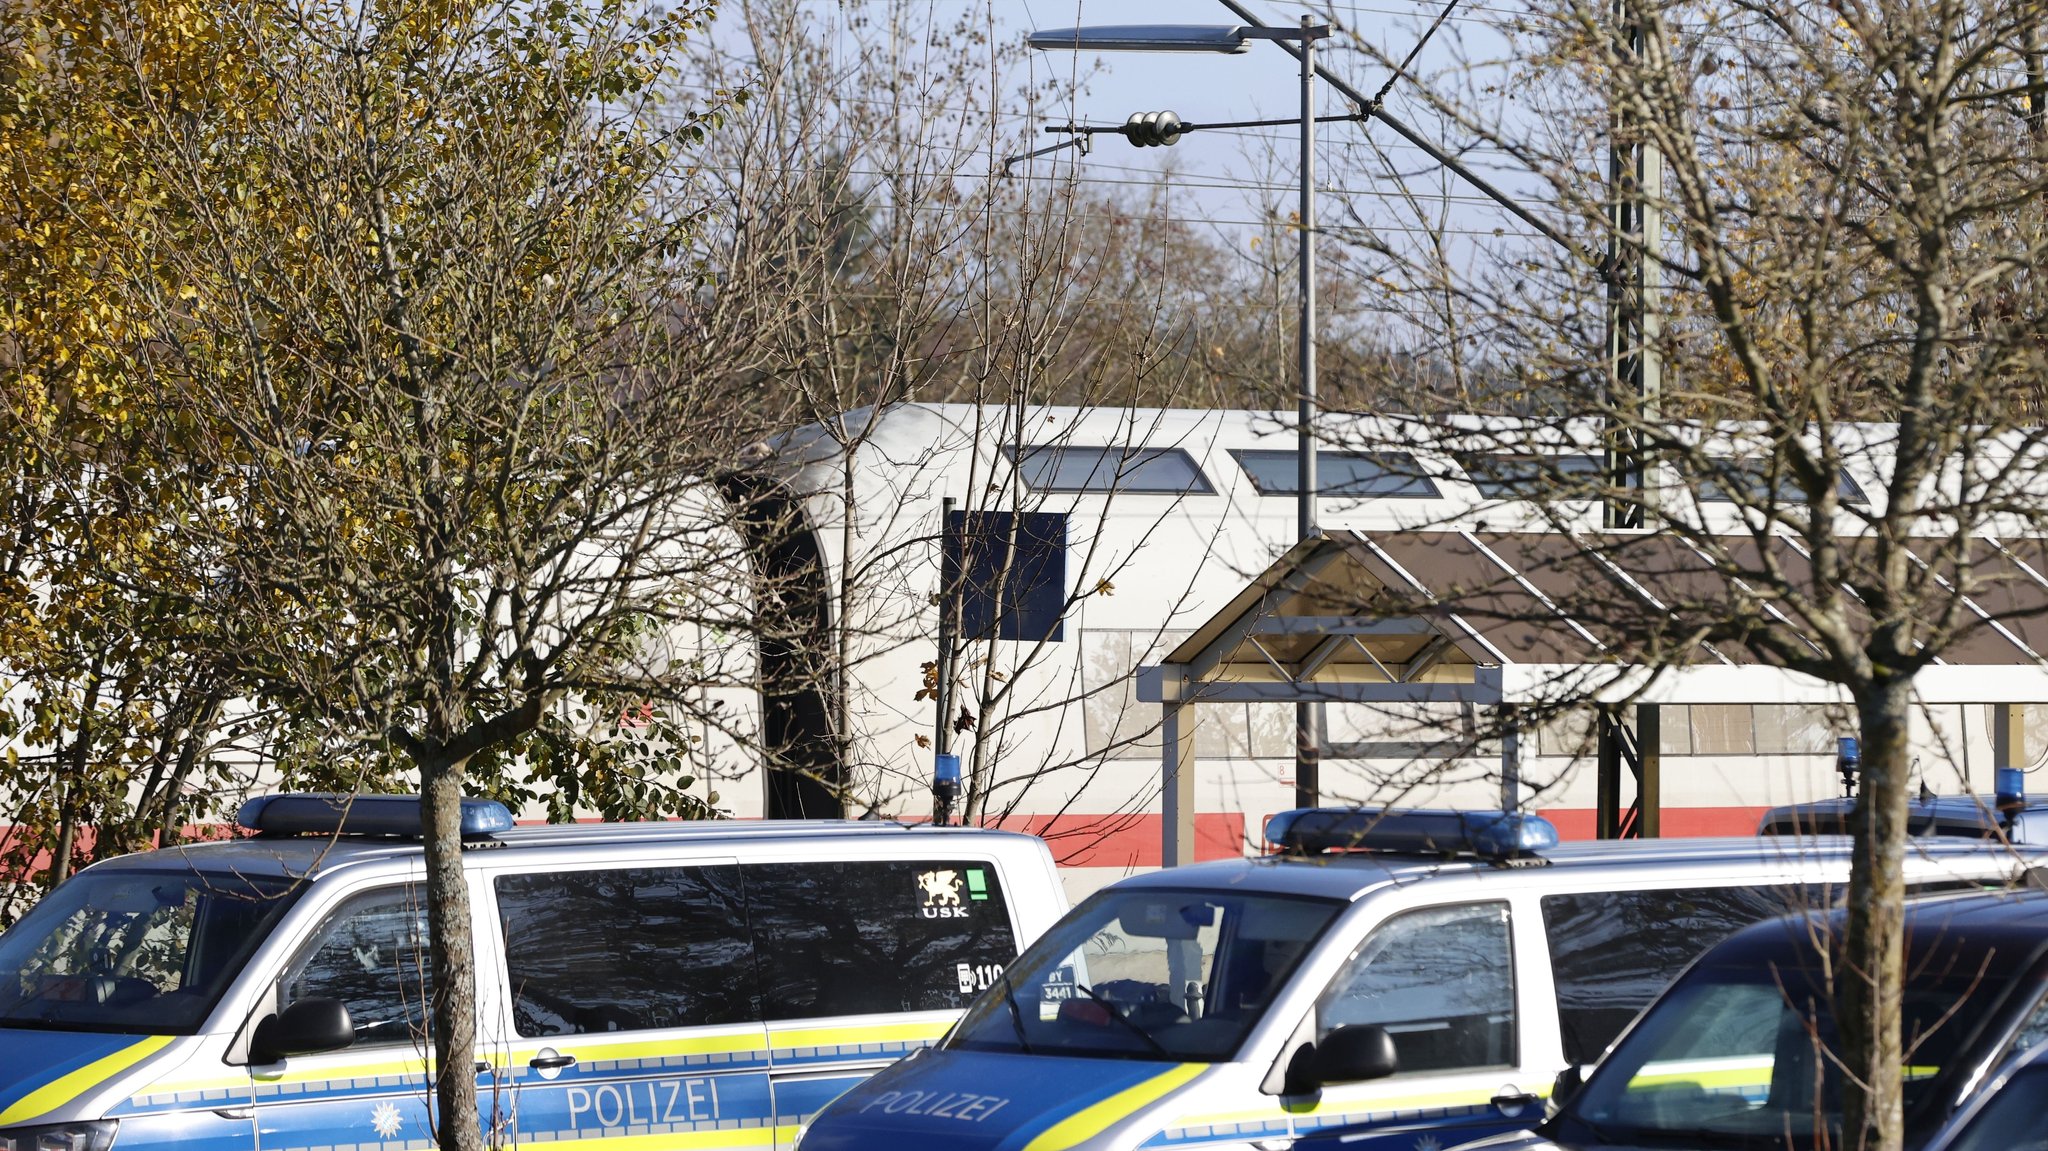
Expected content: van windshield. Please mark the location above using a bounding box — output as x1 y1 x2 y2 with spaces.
0 867 303 1034
948 888 1343 1062
1558 959 2008 1148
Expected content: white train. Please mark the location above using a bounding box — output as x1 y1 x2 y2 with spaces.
712 404 2048 896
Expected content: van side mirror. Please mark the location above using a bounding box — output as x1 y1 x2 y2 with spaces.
1311 1024 1399 1084
251 997 354 1063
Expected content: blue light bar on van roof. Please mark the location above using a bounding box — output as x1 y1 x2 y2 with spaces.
238 793 516 840
1265 807 1560 859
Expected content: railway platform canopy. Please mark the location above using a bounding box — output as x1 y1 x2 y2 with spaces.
1138 528 2048 867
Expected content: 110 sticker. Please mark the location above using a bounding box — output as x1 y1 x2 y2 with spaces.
955 962 1005 994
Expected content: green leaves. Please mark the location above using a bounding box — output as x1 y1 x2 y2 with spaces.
0 0 747 910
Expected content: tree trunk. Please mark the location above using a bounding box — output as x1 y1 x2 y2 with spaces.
51 671 103 885
50 782 76 887
1840 675 1914 1151
155 694 224 848
420 757 485 1151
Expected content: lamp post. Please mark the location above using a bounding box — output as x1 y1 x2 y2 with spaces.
1028 20 1330 811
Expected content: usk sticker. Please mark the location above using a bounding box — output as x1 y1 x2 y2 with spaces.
918 870 968 918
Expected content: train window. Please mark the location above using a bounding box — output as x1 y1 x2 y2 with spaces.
1229 450 1441 498
1006 446 1214 495
1693 461 1868 505
1647 703 1841 758
1462 454 1602 498
945 510 1067 642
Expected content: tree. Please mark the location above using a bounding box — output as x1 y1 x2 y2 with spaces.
63 1 756 1147
0 0 249 901
1298 0 2048 1145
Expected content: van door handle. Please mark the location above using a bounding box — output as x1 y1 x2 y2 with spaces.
1491 1086 1541 1118
530 1053 577 1071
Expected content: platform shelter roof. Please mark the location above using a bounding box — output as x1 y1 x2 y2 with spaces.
1140 528 2048 709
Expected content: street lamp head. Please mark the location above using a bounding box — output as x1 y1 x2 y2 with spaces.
1026 24 1254 54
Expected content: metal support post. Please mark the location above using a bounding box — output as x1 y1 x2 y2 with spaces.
1597 706 1625 838
935 498 956 758
1637 703 1661 837
1596 704 1660 838
1294 699 1323 813
1994 704 2026 790
1294 13 1323 811
1603 0 1662 532
931 498 960 826
1597 0 1665 836
1163 698 1199 869
1994 704 2028 822
1500 706 1521 812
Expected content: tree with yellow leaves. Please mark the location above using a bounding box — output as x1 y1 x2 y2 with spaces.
0 0 290 896
10 1 757 1146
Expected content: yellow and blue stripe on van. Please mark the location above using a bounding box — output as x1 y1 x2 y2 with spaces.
91 1020 947 1151
0 1032 177 1126
795 1048 1216 1151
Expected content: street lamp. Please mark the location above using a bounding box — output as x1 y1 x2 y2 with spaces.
1024 24 1257 53
1030 18 1331 811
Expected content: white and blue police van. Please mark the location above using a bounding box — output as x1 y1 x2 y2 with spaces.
795 808 2045 1151
0 794 1066 1151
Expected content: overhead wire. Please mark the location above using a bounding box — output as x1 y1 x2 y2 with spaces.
668 148 1562 226
675 0 1916 260
686 181 1554 240
648 75 1532 166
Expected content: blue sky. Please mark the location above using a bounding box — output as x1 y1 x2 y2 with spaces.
1006 0 1557 256
685 0 1569 344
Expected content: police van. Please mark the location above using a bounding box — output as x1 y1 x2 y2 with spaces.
0 794 1066 1151
1462 888 2048 1151
795 808 2045 1151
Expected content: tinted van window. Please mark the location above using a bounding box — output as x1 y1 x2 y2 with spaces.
284 886 433 1046
1566 960 2005 1145
1317 902 1515 1074
748 860 1016 1020
1541 885 1816 1064
497 865 756 1036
